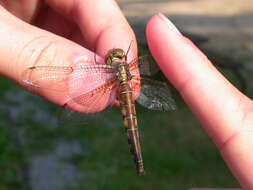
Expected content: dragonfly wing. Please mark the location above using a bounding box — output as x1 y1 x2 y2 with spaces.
21 64 116 94
64 79 118 114
68 63 115 98
22 63 118 114
129 55 160 76
137 79 176 111
22 66 73 91
58 107 115 126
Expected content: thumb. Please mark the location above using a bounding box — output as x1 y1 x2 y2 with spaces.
0 7 95 106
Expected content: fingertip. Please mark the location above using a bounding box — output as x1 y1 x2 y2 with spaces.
146 14 159 44
81 0 137 61
146 13 208 89
146 13 181 39
95 24 138 61
47 0 138 61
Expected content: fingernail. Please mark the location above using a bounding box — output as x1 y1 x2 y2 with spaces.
157 13 182 35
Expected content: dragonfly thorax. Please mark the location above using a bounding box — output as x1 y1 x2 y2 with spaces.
116 63 132 83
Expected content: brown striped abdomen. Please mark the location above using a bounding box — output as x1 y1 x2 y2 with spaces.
119 82 145 175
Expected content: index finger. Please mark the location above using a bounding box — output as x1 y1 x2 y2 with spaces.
146 13 252 149
46 0 137 60
146 14 253 189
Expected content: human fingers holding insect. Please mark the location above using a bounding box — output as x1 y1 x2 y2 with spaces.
0 0 137 112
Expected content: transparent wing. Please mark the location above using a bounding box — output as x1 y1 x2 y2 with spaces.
58 107 116 127
21 64 115 92
63 79 118 114
22 66 73 91
136 79 176 111
129 55 160 76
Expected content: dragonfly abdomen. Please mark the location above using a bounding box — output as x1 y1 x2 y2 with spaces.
119 82 145 176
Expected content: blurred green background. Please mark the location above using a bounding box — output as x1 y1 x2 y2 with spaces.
1 0 253 190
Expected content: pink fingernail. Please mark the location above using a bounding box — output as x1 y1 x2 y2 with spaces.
157 13 182 35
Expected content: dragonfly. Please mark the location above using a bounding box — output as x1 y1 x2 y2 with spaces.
22 46 176 176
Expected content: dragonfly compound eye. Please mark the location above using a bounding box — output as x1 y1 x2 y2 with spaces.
114 49 126 59
105 48 126 64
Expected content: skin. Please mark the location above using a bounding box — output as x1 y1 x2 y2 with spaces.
146 14 252 190
0 0 137 108
0 1 251 189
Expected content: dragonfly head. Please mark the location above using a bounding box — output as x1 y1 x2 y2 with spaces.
105 48 126 65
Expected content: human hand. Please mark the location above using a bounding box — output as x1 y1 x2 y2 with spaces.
0 0 137 112
146 13 253 190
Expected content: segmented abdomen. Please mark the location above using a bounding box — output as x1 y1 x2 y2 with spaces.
119 82 145 175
